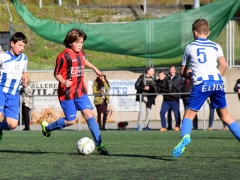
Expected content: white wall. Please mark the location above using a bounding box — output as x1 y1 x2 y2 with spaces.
28 68 240 123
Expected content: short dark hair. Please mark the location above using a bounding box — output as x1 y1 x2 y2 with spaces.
145 67 153 74
10 32 27 44
63 29 87 48
192 18 209 35
158 70 165 75
169 65 176 70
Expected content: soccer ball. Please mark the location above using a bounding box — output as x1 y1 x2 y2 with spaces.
76 137 95 155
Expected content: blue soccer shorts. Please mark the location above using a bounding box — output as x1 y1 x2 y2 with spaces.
0 90 20 120
60 94 93 121
187 80 227 111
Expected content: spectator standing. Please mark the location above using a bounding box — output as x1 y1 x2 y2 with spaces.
233 78 240 100
20 81 33 130
156 71 179 132
93 74 110 130
181 69 198 130
135 67 157 131
166 66 184 131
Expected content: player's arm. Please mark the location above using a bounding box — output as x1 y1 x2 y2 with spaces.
218 56 227 76
180 65 192 79
22 57 28 85
85 59 101 77
181 46 192 79
55 74 72 88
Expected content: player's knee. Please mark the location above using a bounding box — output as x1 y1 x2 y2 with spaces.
82 110 94 119
8 121 18 129
65 118 77 126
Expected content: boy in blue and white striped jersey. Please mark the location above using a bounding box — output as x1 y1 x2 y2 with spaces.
0 32 28 140
172 19 240 158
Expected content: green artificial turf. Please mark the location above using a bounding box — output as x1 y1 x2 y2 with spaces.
0 130 239 179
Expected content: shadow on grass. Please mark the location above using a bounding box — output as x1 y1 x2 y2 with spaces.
0 150 85 156
60 128 162 131
109 153 174 161
193 136 234 140
0 150 48 154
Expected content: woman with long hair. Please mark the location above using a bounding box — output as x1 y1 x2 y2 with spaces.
93 74 110 130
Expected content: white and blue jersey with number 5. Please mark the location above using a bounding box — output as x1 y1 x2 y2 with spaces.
182 38 226 111
0 51 28 95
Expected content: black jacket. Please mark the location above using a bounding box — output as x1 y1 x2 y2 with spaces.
234 79 240 92
156 76 178 102
233 79 240 100
167 73 184 100
135 73 157 103
167 73 184 93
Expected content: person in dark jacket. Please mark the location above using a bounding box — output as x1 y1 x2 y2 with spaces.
156 71 180 132
234 78 240 100
181 69 198 130
135 67 157 131
167 66 184 131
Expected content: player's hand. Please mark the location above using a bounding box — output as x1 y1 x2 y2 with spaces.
100 75 106 82
144 86 150 91
185 72 193 79
64 79 72 87
94 69 102 77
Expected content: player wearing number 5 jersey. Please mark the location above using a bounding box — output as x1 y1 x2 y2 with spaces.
172 19 240 158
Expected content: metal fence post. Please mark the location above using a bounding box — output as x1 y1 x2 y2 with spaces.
203 101 205 130
139 94 142 131
78 111 81 131
19 97 22 131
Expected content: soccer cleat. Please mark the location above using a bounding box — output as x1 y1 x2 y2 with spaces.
144 126 151 131
172 134 191 158
174 127 180 132
0 129 2 141
97 143 109 155
41 121 51 137
136 126 141 131
160 128 167 132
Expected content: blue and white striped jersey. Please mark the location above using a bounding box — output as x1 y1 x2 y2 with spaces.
0 51 28 95
182 38 224 84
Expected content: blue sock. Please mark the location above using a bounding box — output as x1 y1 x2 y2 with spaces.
228 121 240 141
86 116 102 146
0 121 11 130
46 118 66 132
181 118 192 137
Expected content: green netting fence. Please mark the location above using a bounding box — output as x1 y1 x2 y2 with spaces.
10 0 240 60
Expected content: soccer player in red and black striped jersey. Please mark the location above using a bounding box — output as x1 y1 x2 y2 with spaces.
40 29 109 155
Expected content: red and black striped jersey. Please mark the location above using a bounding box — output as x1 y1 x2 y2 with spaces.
54 48 87 101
